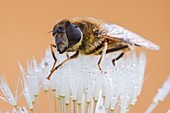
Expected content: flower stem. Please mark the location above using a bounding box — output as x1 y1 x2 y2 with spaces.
114 103 120 113
45 91 52 113
102 96 105 106
127 105 132 113
14 105 18 111
86 102 90 113
145 103 158 113
73 100 77 113
60 96 65 113
65 104 69 113
59 97 62 113
61 97 65 113
92 100 97 113
35 95 41 113
31 109 35 113
83 93 87 113
78 104 81 113
52 90 57 113
110 108 115 113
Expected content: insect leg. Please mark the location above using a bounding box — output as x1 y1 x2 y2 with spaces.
112 52 124 66
97 42 108 71
50 44 57 70
47 51 79 80
66 52 69 58
112 47 130 66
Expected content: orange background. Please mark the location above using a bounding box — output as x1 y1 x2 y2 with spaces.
0 0 169 113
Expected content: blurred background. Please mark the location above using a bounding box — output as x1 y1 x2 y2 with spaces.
0 0 169 112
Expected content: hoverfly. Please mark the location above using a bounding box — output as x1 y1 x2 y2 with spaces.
47 17 160 80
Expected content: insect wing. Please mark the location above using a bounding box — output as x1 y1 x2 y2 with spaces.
102 24 160 50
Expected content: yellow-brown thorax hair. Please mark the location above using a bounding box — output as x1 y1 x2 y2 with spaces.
66 18 106 55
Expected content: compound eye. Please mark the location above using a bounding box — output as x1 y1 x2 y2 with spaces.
66 23 82 46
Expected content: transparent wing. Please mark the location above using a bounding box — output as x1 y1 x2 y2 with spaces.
101 23 160 50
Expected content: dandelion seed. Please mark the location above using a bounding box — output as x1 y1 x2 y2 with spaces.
12 106 28 113
0 75 17 107
167 109 170 113
145 75 170 113
29 58 42 96
18 62 34 111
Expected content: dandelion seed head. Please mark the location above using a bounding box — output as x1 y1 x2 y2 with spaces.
13 48 156 113
2 47 169 113
40 49 146 112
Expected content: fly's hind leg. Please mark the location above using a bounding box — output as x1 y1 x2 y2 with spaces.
112 52 124 66
97 42 108 72
103 44 129 66
47 51 79 80
112 46 130 66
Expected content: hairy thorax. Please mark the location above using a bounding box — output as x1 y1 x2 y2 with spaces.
66 19 105 55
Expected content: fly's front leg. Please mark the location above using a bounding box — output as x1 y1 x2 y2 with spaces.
50 44 57 70
97 42 108 72
47 51 79 80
